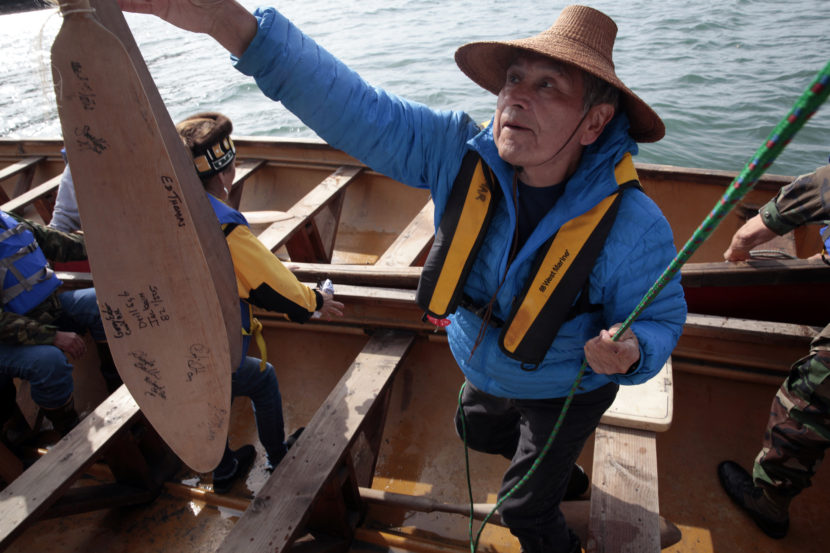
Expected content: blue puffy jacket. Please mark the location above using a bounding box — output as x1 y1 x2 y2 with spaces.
235 8 687 399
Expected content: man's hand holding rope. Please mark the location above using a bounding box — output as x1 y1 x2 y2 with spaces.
584 323 640 375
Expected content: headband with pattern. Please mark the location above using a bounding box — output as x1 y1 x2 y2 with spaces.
193 136 236 178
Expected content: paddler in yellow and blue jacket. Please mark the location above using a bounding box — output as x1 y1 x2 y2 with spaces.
176 112 344 493
124 2 687 550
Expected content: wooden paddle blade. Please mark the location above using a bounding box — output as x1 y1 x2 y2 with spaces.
87 0 243 368
51 8 238 473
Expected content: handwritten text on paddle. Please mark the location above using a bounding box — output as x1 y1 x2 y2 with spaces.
186 343 211 382
65 61 109 154
69 61 96 111
102 286 171 340
129 350 167 400
162 176 187 227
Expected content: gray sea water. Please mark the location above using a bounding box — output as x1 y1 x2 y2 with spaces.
1 0 828 176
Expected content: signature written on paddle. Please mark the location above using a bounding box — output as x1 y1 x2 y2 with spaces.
186 343 212 382
162 177 187 227
206 402 228 442
69 61 97 111
129 350 167 400
100 286 171 339
65 61 108 155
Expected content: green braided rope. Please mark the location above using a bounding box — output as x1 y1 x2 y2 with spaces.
461 59 830 553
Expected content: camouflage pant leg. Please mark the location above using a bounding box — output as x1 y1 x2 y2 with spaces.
753 323 830 499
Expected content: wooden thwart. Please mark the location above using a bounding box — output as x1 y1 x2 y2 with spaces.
0 385 177 550
0 156 46 205
588 424 661 553
257 165 362 258
587 359 672 553
375 201 435 267
0 157 45 185
1 174 61 221
216 330 415 553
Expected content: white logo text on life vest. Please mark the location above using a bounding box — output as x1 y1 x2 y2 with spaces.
539 249 570 292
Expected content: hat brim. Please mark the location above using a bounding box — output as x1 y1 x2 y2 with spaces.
455 41 665 143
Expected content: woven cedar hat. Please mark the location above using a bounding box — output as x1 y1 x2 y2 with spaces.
175 112 237 178
454 4 664 143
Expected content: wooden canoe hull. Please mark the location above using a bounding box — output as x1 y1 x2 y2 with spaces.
2 136 825 327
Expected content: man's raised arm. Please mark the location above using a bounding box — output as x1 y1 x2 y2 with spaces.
118 0 257 57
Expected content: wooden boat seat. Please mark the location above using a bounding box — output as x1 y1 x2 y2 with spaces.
588 359 673 552
227 158 266 209
0 385 180 550
0 172 60 223
257 165 363 262
215 330 415 553
0 156 46 205
375 200 435 267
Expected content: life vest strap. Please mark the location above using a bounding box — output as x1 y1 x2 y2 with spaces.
241 316 269 372
0 223 28 243
499 188 626 366
416 151 501 318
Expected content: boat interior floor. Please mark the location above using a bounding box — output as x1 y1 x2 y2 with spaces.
2 328 829 553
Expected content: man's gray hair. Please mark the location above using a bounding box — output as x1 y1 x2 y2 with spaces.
583 72 620 112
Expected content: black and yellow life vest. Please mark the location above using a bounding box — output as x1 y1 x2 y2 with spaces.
416 152 641 366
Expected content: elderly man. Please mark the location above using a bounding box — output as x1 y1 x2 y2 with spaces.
120 2 687 551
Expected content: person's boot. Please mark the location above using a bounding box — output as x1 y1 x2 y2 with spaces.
564 463 589 500
717 460 790 538
0 377 17 425
96 342 123 394
0 378 33 453
212 444 256 494
265 427 305 473
566 529 581 553
41 396 80 436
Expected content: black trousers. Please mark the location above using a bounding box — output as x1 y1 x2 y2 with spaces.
455 380 618 553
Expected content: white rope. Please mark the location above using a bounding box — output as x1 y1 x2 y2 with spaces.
58 7 96 17
748 249 798 260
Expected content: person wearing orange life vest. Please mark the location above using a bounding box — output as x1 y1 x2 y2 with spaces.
122 2 687 550
176 112 344 493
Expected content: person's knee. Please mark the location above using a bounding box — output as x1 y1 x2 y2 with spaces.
498 494 535 530
455 407 505 454
253 361 278 390
454 406 483 447
59 288 106 339
233 358 280 397
27 348 74 407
